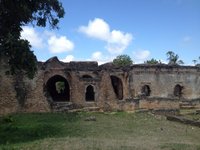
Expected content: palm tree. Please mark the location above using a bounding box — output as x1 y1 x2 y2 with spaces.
166 51 184 65
192 60 197 65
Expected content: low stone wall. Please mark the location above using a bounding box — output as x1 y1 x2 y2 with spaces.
166 115 200 127
139 98 180 110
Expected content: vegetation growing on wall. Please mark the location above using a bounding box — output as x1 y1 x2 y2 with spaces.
113 54 133 67
144 58 161 64
14 74 27 107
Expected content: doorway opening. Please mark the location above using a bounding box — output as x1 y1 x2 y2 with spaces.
174 84 183 98
141 85 151 96
85 85 95 101
110 76 123 100
46 75 70 101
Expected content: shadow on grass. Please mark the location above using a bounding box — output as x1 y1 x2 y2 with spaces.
0 113 81 145
0 123 60 144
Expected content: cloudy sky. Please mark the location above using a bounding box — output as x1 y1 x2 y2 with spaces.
21 0 200 65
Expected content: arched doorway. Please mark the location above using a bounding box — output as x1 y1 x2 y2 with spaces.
110 76 123 100
46 75 70 101
174 84 183 97
85 85 95 101
141 85 151 96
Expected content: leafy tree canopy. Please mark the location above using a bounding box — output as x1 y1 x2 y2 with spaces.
0 0 65 78
144 58 161 64
166 51 184 65
113 54 133 67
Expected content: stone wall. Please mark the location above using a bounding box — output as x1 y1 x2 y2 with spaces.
0 57 200 115
0 59 18 115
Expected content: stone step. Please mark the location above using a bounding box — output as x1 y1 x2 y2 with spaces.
83 107 101 112
51 103 101 112
180 105 195 109
68 107 101 112
135 109 149 113
51 102 74 112
179 101 192 105
179 101 196 109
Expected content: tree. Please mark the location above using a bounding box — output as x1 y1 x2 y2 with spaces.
0 0 65 78
144 58 160 64
192 56 200 66
166 51 184 65
113 54 133 67
192 60 197 65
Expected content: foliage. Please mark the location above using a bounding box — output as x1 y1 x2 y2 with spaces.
113 54 133 66
2 36 37 78
192 56 200 66
55 81 65 93
0 0 65 78
144 58 161 64
166 51 184 65
192 59 198 65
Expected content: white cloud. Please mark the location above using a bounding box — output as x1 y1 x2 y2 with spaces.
79 18 133 54
21 26 44 49
61 55 74 62
21 26 74 54
107 30 132 54
90 51 114 65
48 35 74 53
92 51 103 60
133 50 150 62
159 59 168 64
79 18 110 41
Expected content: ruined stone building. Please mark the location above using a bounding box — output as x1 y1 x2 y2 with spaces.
0 56 200 115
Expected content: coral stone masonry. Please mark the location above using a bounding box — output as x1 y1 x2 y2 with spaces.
0 56 200 115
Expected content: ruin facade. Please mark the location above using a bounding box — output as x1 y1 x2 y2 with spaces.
0 56 200 115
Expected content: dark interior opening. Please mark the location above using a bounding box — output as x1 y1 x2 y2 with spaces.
174 84 183 97
141 85 151 96
46 75 70 101
82 75 92 79
110 76 123 100
85 85 95 101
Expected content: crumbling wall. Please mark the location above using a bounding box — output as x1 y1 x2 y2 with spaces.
0 60 18 115
0 73 18 115
23 69 50 113
129 66 200 99
0 57 200 114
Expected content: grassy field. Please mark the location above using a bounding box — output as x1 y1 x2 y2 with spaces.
0 112 200 150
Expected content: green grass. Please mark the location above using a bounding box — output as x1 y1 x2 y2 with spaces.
0 112 200 150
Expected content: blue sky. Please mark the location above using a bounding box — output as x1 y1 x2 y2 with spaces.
21 0 200 65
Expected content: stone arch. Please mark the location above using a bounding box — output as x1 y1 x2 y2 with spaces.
110 75 123 100
46 75 70 102
174 84 183 97
85 85 95 101
141 85 151 96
